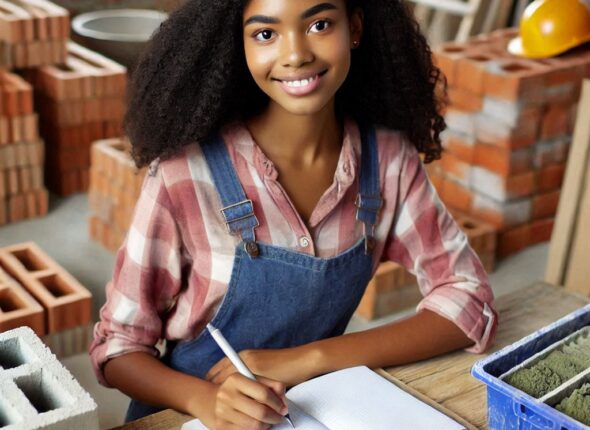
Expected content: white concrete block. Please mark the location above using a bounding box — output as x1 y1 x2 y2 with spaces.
482 97 525 127
472 194 532 228
445 109 476 137
0 327 98 430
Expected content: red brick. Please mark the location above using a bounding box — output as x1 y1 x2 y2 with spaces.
498 224 531 258
483 59 547 103
529 218 554 246
8 194 26 222
448 86 483 112
0 242 92 333
537 163 566 192
475 113 539 149
433 43 471 87
441 152 472 186
540 104 572 140
441 178 473 213
451 210 497 271
442 130 475 163
532 190 561 220
0 281 45 336
474 144 532 176
456 54 495 95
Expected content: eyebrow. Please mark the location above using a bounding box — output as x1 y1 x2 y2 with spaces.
243 2 338 27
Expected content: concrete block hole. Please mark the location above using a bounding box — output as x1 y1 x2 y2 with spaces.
0 395 22 427
0 337 39 370
14 369 75 414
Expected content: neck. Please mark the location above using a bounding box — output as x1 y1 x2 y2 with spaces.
246 101 342 167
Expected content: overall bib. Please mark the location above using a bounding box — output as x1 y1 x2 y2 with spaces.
125 125 383 422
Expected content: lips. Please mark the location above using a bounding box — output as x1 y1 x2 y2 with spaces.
273 70 327 96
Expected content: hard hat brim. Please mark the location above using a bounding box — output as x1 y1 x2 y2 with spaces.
509 35 590 59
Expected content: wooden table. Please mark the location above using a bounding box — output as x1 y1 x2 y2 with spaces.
113 282 590 430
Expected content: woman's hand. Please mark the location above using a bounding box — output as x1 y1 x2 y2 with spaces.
194 374 288 430
206 346 320 387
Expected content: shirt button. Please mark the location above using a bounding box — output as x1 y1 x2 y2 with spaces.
299 236 311 247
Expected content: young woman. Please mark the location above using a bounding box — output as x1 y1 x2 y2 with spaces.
90 1 498 428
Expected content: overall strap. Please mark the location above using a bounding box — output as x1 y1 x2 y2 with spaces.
201 135 260 257
356 125 383 255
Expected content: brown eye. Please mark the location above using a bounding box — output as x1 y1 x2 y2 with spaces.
255 29 275 41
309 20 331 33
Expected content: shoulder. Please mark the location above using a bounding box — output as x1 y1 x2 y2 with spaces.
371 125 416 170
140 144 203 206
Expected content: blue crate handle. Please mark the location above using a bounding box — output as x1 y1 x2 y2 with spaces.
513 401 560 430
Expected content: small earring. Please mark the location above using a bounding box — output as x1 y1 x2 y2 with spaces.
352 40 359 48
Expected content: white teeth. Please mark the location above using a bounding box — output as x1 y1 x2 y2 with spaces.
284 76 315 87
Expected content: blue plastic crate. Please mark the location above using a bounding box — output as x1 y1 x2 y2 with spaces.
472 304 590 430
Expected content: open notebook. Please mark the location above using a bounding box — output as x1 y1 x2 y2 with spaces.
181 366 466 430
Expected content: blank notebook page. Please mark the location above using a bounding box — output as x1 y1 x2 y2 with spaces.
181 366 466 430
286 366 466 430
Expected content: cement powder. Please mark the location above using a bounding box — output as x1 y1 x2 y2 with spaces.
556 383 590 426
506 330 590 398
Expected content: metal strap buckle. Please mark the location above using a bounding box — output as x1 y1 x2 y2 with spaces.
219 199 259 234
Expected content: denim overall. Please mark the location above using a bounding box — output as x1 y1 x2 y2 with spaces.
125 125 383 422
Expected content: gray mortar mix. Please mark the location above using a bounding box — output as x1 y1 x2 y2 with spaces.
506 329 590 398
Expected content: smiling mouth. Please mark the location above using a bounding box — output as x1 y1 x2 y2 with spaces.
273 70 328 87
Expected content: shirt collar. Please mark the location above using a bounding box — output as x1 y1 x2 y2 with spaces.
221 117 361 191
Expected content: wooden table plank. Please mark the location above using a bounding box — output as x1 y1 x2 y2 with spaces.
110 409 192 430
385 282 590 429
113 282 590 429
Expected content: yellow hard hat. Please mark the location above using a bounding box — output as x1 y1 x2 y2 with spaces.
508 0 590 58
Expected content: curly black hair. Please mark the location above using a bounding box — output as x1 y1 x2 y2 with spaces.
125 0 446 168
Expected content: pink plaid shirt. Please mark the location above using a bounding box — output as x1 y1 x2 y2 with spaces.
90 119 497 386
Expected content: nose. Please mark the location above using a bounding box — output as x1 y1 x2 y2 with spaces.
281 32 313 68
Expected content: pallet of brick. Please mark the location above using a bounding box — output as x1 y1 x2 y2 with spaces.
0 264 44 336
355 211 497 320
0 0 69 69
21 41 127 196
431 28 590 258
0 326 98 429
0 71 48 226
89 137 145 252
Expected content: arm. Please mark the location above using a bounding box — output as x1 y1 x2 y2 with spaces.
209 309 472 386
90 167 288 429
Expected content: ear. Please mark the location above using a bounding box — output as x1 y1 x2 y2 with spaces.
349 8 364 49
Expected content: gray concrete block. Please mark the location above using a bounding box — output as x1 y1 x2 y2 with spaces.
0 327 98 430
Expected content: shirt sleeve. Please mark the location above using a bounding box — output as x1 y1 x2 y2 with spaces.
89 164 184 387
384 142 498 353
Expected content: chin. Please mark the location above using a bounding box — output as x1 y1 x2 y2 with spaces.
272 97 333 117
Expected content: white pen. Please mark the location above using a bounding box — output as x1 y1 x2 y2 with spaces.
207 323 295 428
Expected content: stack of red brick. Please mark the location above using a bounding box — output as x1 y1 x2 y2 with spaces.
89 137 146 252
21 42 127 195
429 28 590 258
0 0 69 69
355 210 496 320
0 242 92 357
0 72 48 225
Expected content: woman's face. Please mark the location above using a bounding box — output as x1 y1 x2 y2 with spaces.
242 0 362 116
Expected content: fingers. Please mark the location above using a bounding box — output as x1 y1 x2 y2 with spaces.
216 374 287 428
206 358 237 384
256 376 289 411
